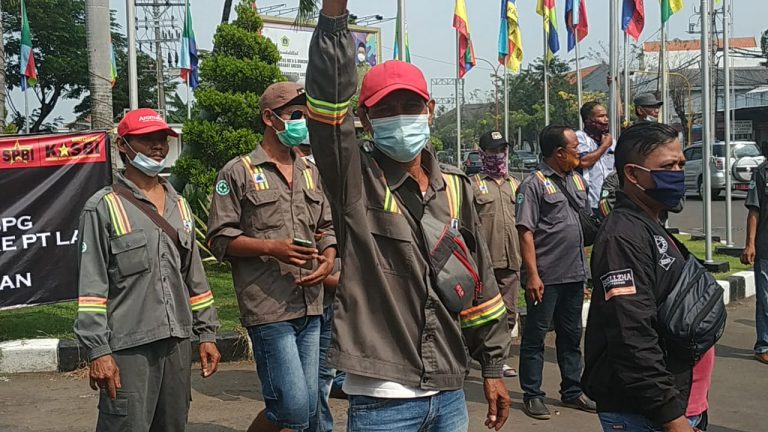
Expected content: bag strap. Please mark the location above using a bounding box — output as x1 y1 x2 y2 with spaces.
549 174 585 214
113 184 181 252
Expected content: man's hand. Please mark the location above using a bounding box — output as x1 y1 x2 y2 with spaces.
297 248 337 287
267 239 318 267
741 244 756 265
526 275 545 304
483 378 510 431
601 132 613 148
89 355 121 400
321 0 347 16
663 416 695 432
199 342 221 378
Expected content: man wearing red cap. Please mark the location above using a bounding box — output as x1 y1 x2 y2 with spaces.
207 81 337 432
305 1 510 430
75 108 220 431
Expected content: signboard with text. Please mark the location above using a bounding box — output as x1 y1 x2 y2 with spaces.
261 16 382 81
0 132 112 308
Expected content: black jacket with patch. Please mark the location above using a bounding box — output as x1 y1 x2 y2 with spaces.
583 191 691 425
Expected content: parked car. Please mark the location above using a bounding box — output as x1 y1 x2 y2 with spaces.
510 150 539 171
462 151 482 175
683 141 765 198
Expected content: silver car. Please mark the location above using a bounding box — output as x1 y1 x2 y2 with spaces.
683 141 765 198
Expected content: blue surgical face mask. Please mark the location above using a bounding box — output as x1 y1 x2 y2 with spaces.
631 164 685 210
125 141 166 177
370 114 430 163
273 116 309 147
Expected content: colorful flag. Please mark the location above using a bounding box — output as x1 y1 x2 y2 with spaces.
661 0 684 23
179 0 199 88
565 0 588 52
20 0 37 90
537 0 560 60
453 0 476 79
109 35 118 88
498 0 523 73
622 0 645 41
393 5 411 63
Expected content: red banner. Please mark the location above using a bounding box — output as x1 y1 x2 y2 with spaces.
0 132 107 170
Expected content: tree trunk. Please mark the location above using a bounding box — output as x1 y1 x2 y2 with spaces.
85 0 114 130
0 0 7 130
31 86 61 131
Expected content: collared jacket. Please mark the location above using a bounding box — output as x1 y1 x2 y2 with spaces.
207 146 336 327
304 11 508 391
583 191 690 425
515 162 589 285
75 173 219 361
471 173 522 271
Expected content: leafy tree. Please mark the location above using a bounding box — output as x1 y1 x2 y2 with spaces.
172 1 283 192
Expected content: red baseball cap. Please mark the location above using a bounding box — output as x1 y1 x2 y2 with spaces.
117 108 178 138
359 60 430 108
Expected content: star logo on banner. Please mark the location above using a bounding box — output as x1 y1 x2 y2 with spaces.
58 144 70 157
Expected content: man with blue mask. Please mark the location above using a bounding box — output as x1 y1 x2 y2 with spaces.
75 108 221 431
305 1 511 430
208 81 337 432
585 122 713 432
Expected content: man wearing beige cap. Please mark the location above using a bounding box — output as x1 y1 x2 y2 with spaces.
207 82 337 432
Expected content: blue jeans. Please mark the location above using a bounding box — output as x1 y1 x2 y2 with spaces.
248 315 321 431
519 282 585 402
347 390 469 432
755 259 768 354
598 412 702 431
309 305 336 432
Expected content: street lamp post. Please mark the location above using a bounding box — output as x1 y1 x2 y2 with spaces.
474 57 504 130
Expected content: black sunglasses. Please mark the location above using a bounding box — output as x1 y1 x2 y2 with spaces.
275 109 305 120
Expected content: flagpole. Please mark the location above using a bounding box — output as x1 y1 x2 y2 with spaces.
127 0 138 109
724 0 733 246
456 32 462 167
543 26 550 126
397 0 406 61
701 0 713 263
23 80 29 134
575 36 583 130
184 0 191 120
624 33 630 126
504 70 509 141
660 22 669 123
608 0 619 135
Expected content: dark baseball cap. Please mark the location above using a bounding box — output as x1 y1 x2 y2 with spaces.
479 131 508 151
259 82 306 112
633 93 663 107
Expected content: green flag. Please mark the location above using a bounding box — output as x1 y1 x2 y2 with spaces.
661 0 684 23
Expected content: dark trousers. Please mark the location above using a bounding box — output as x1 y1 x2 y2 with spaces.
96 337 191 432
519 282 585 403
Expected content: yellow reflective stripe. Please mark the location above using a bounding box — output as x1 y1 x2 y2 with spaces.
508 177 519 195
572 175 586 192
252 166 270 191
104 193 132 236
474 174 488 194
306 94 350 125
443 174 462 219
383 187 400 214
302 169 315 190
78 296 107 314
190 290 214 311
177 198 193 231
599 199 612 217
535 171 557 194
460 294 506 328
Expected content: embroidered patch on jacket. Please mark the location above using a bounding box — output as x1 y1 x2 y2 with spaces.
654 235 668 254
601 269 637 301
658 253 676 271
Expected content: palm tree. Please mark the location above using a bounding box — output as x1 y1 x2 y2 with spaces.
221 0 232 24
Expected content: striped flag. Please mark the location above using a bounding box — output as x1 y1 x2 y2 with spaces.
537 0 560 60
179 0 199 88
661 0 684 23
565 0 588 52
622 0 645 41
453 0 476 78
393 4 411 62
498 0 523 73
109 35 118 88
20 0 37 90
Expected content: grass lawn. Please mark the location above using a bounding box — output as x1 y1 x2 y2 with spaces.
675 235 752 278
0 265 242 342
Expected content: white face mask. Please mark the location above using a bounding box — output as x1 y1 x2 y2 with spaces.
357 53 366 63
125 141 166 177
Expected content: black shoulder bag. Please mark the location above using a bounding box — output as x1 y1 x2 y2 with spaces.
550 176 601 247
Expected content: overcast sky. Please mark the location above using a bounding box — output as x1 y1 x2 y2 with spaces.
17 0 766 125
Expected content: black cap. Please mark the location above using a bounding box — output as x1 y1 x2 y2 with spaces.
633 93 663 107
479 131 508 151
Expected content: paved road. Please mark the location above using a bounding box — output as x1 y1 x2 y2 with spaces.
669 193 749 247
0 301 761 432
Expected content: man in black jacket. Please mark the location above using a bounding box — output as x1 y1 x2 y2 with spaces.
584 123 705 432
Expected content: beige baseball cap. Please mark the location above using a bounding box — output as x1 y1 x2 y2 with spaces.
259 81 306 112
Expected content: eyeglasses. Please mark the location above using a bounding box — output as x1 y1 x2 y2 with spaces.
368 100 428 117
275 109 305 120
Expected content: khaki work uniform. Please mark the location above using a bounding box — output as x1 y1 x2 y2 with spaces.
75 173 219 432
305 12 508 391
472 173 522 332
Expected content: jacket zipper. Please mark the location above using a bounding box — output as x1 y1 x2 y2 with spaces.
452 237 482 302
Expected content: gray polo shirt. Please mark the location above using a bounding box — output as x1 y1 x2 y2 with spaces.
515 162 589 286
746 162 768 258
